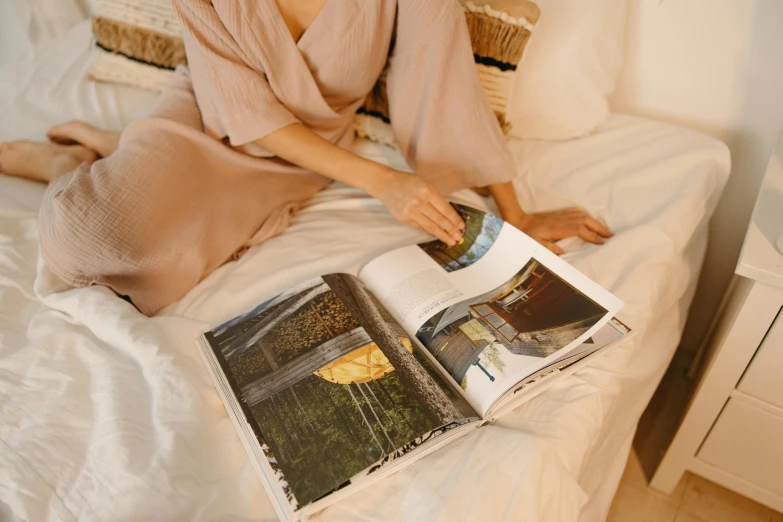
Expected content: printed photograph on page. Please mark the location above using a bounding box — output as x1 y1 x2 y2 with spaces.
505 317 633 401
418 205 503 272
204 275 477 509
415 258 607 404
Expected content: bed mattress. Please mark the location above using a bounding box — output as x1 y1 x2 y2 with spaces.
0 21 730 522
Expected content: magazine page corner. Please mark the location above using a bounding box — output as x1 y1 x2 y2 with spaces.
484 316 636 419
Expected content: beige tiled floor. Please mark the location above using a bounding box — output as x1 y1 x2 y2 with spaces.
607 451 783 522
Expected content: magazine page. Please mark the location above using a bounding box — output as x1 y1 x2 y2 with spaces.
201 274 479 515
358 204 624 416
545 316 631 369
485 317 634 420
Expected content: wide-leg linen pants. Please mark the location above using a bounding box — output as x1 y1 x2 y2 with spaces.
39 70 330 315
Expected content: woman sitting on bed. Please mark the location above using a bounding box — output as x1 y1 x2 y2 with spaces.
0 0 611 315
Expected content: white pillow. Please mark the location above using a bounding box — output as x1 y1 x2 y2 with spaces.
506 0 627 141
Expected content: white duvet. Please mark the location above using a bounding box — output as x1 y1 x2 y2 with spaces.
0 21 730 522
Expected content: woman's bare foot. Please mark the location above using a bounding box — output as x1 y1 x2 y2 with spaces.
46 121 120 158
0 141 97 183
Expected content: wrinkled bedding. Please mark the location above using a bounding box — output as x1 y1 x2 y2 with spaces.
0 21 730 522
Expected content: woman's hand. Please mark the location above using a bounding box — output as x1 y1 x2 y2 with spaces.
506 208 613 255
487 182 612 255
368 168 465 246
254 124 463 244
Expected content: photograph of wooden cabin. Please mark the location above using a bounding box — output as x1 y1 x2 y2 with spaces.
418 205 504 272
416 258 608 390
205 275 476 508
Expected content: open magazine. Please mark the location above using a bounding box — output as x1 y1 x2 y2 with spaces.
196 204 633 521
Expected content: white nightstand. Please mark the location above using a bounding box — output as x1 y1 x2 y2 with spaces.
650 135 783 511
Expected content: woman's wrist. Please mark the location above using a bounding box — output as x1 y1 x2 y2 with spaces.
487 181 526 224
492 194 527 224
499 206 527 224
362 164 398 198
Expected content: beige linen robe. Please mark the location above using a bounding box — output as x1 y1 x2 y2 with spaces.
39 0 517 315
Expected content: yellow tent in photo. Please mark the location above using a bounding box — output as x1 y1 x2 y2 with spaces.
315 338 413 384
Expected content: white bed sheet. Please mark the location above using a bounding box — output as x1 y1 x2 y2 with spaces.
0 21 730 522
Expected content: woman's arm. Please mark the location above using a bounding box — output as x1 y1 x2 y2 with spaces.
256 123 466 246
172 0 464 246
383 0 612 254
258 124 611 252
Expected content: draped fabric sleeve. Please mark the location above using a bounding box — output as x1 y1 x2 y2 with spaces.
386 0 517 193
171 0 299 147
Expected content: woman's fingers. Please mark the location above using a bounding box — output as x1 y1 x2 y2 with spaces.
407 221 427 234
578 226 605 245
429 195 465 231
412 211 458 246
541 240 565 255
584 216 613 238
419 202 463 243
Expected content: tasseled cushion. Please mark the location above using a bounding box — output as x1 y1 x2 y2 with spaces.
88 0 184 91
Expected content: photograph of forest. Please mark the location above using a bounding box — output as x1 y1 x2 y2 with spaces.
205 274 476 508
418 204 503 272
415 258 608 390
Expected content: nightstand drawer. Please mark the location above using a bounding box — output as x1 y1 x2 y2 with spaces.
697 396 783 497
738 310 783 409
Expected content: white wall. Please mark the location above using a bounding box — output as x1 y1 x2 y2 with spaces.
611 0 783 352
